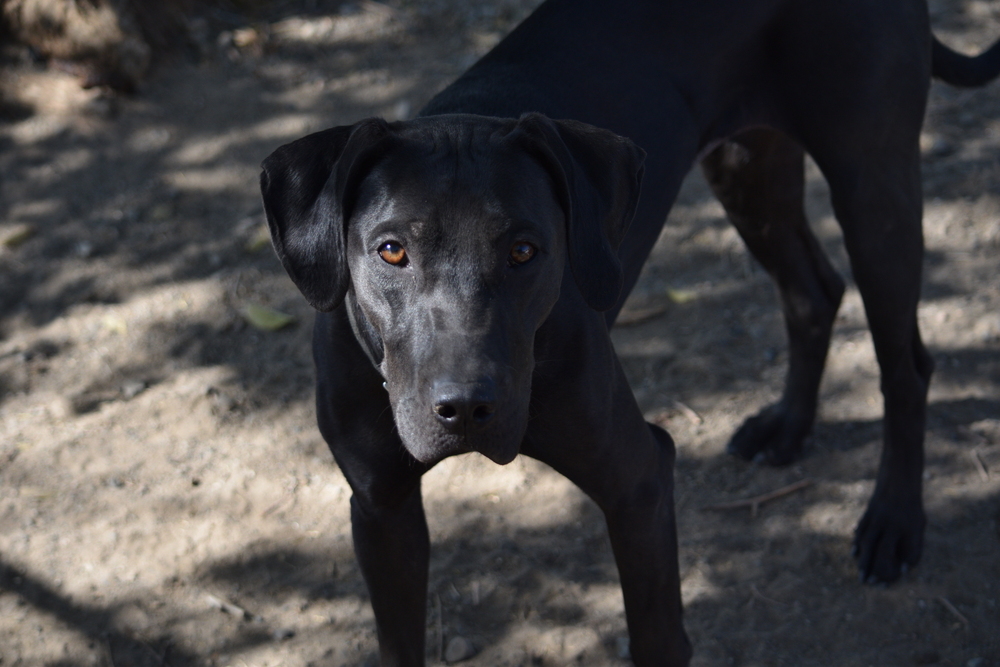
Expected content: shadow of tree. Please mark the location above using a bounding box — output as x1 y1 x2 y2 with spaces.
5 451 990 666
0 558 201 667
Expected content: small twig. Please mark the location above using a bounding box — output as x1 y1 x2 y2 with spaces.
936 596 969 628
750 583 786 606
615 304 668 326
106 635 117 667
435 593 444 664
702 479 813 518
262 498 288 518
972 449 990 482
139 640 166 666
362 0 399 17
673 400 703 426
205 593 250 620
262 477 300 518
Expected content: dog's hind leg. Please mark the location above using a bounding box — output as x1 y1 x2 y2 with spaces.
701 128 845 466
807 134 933 584
751 0 933 584
313 311 433 666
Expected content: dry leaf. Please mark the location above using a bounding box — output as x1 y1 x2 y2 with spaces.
243 304 294 331
667 288 697 304
1 223 35 248
245 225 272 253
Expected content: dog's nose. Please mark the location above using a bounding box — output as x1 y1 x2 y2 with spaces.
432 380 497 432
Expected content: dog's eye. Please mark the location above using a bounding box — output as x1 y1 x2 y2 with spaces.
378 242 408 266
509 241 537 265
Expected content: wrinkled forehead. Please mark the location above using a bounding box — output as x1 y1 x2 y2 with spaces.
351 122 562 230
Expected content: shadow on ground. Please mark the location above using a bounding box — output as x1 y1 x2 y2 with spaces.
1 0 999 665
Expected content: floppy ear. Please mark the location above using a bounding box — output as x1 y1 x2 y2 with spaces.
509 113 646 312
260 118 393 312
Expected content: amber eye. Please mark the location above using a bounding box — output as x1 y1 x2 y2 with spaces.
509 241 537 265
378 241 407 266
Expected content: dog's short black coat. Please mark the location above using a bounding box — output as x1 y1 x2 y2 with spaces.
260 1 1000 664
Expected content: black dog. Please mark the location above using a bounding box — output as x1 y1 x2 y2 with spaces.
260 1 1000 664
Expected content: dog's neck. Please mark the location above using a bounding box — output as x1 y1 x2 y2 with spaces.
345 291 385 373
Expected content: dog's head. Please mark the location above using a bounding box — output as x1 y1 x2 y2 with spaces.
260 113 644 464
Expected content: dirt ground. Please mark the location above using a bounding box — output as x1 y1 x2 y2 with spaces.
1 1 998 665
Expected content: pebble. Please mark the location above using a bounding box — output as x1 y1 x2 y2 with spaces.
272 627 295 641
75 240 95 258
444 636 475 663
924 136 955 158
913 650 941 665
46 395 74 420
616 636 631 660
973 313 1000 342
121 380 146 399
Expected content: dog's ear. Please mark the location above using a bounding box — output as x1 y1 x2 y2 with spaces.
510 113 646 312
260 118 393 311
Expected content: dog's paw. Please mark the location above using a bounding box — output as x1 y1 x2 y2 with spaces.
726 403 807 466
852 496 925 584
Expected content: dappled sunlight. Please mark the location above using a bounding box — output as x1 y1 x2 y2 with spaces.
4 198 63 220
424 454 589 537
930 455 999 514
165 165 258 192
165 113 324 165
126 125 175 153
680 566 722 606
1 0 998 664
270 2 404 47
799 499 870 538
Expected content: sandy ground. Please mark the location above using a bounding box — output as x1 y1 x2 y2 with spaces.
1 0 998 665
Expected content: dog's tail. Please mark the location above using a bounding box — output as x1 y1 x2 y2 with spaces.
932 35 1000 87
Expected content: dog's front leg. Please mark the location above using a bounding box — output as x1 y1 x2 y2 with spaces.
351 484 430 666
531 415 690 666
602 421 690 666
313 311 432 665
523 334 691 667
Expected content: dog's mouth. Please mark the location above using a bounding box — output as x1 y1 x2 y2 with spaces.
388 388 526 465
469 436 522 465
